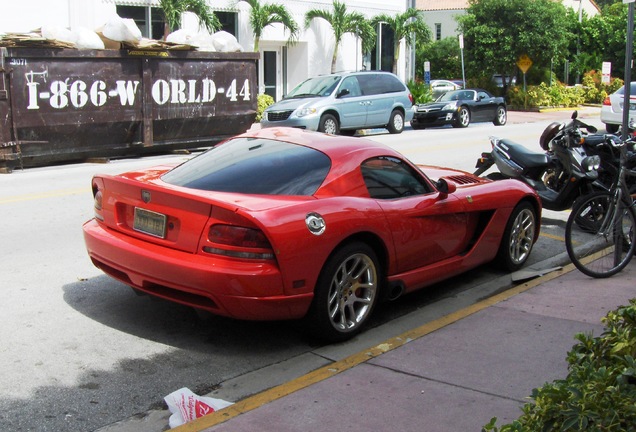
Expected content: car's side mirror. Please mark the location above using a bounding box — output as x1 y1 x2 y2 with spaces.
436 178 457 197
337 88 350 98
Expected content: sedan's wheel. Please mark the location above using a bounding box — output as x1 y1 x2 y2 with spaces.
493 105 507 126
306 242 381 342
605 123 619 134
319 114 339 135
387 110 405 134
453 106 470 128
494 201 536 271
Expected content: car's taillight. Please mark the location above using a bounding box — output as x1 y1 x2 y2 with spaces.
204 224 274 260
93 188 104 221
408 93 414 105
603 97 611 106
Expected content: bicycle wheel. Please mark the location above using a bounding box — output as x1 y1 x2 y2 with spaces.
565 192 636 278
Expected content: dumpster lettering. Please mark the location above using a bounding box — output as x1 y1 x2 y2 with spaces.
24 70 250 110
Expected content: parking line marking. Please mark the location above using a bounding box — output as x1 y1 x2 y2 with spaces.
540 231 565 242
0 187 90 204
170 263 577 432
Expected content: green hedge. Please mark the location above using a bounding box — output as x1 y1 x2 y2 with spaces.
483 299 636 431
256 93 275 122
508 71 624 109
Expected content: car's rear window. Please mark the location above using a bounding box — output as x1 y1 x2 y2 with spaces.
162 138 331 195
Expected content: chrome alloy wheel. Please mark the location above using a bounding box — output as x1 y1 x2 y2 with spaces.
326 252 378 332
323 117 338 135
508 207 536 265
392 113 404 131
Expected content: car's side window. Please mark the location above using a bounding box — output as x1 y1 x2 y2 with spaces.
361 157 432 199
478 91 489 100
340 76 362 98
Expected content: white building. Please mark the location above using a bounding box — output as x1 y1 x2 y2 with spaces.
0 0 415 101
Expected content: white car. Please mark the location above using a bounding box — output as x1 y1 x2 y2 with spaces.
430 79 462 99
601 82 636 133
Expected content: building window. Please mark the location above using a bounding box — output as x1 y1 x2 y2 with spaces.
216 12 237 37
116 6 165 39
435 23 441 41
368 23 395 72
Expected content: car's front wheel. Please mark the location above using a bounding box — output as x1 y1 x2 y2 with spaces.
306 242 381 342
493 105 507 126
453 106 470 128
387 110 405 134
319 114 339 135
494 201 537 271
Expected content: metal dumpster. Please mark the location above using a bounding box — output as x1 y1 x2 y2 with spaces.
0 47 259 172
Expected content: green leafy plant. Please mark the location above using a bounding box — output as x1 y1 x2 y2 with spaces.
483 299 636 432
256 93 274 122
406 80 433 104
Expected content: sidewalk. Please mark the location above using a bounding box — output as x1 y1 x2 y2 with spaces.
166 259 635 432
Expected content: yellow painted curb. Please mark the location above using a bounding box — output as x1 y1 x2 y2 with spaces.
170 263 576 432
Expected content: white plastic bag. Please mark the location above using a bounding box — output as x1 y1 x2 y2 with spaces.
164 387 233 428
101 15 142 43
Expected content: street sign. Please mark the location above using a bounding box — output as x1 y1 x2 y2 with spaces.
602 61 612 84
517 54 533 73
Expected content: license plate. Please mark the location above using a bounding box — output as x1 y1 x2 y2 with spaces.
133 207 166 238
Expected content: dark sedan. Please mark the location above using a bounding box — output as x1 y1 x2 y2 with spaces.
411 89 507 129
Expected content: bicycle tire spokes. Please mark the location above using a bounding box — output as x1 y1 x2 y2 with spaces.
565 192 636 278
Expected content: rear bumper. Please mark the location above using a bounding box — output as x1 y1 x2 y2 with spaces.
82 219 313 320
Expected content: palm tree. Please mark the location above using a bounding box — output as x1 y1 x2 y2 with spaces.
372 8 431 75
160 0 220 36
239 0 299 52
304 0 375 73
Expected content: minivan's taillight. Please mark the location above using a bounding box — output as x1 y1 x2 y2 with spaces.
408 93 414 105
204 224 275 260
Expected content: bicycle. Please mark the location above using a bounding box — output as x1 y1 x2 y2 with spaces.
564 134 636 278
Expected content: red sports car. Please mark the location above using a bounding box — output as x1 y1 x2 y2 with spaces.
83 127 541 342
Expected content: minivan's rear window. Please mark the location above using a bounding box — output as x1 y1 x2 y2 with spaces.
162 138 331 195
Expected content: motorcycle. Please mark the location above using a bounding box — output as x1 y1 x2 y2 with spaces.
474 111 604 211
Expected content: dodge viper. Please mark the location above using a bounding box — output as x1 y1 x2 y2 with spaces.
83 127 541 341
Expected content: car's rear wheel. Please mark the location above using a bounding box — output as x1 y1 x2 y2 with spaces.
387 110 405 134
493 105 507 126
306 242 381 342
453 106 470 128
319 114 339 135
494 201 536 271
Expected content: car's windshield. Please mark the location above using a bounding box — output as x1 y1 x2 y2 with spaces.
161 138 331 195
286 75 341 98
438 90 473 102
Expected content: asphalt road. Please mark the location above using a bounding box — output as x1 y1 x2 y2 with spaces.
0 107 603 432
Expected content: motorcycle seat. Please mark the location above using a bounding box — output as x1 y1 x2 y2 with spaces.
495 139 550 168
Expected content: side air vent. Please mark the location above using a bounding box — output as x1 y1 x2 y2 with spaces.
444 175 480 185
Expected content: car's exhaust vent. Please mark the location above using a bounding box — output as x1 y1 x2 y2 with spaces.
444 175 480 185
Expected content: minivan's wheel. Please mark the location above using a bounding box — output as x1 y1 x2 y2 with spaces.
306 242 381 342
319 114 339 135
453 106 470 128
494 201 536 271
493 105 507 126
387 110 405 134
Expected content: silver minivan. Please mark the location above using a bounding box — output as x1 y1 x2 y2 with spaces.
261 71 414 135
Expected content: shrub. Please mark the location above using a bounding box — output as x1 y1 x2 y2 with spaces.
483 299 636 432
407 79 434 104
256 93 275 122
